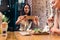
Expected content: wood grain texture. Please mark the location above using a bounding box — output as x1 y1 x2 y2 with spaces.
1 32 60 40
0 34 7 40
14 32 60 40
6 32 16 40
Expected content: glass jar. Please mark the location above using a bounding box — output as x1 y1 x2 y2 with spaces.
1 22 8 34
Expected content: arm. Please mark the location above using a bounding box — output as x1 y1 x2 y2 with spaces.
16 16 24 25
50 13 59 34
55 29 60 34
53 13 58 28
16 17 21 25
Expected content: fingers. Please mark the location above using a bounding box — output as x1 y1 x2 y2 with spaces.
33 16 39 25
16 16 25 24
50 28 55 34
19 16 25 20
50 27 59 34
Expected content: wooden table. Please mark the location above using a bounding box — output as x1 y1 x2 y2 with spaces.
0 32 16 40
14 32 60 40
6 32 16 40
0 34 7 40
1 32 60 40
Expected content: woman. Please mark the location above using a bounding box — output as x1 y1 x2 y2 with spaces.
48 0 60 34
16 3 39 31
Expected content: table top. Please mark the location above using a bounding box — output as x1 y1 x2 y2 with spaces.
0 32 16 40
0 32 60 40
14 32 60 40
0 34 7 40
6 32 16 40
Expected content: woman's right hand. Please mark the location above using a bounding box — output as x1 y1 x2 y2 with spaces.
16 16 25 24
32 16 39 26
18 16 25 20
50 27 58 34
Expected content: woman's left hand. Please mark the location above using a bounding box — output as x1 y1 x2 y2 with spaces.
33 16 39 26
50 27 60 34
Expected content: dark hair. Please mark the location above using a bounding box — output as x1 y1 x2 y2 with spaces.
22 3 31 16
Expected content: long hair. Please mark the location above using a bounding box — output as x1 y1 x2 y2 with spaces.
22 3 31 16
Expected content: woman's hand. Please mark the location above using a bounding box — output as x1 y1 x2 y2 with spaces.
50 27 60 34
50 27 56 34
16 16 25 24
16 15 28 25
33 16 39 26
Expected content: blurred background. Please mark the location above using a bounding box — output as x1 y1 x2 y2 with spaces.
0 0 53 31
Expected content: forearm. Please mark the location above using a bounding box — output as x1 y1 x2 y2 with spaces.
33 16 39 26
53 13 58 28
55 29 60 34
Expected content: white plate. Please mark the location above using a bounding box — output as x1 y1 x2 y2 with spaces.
19 31 30 36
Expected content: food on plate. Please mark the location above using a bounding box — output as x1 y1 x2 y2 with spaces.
31 28 49 35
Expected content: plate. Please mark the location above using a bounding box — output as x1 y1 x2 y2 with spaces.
19 31 31 36
33 32 49 35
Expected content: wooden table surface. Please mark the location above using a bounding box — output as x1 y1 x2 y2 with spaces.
6 32 16 40
0 34 7 40
1 32 60 40
14 32 60 40
0 32 16 40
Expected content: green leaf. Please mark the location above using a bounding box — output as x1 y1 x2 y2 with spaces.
2 15 9 23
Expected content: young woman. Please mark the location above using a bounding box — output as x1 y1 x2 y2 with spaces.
16 3 39 31
48 0 60 34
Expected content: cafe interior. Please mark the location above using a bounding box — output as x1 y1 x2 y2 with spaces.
0 0 60 40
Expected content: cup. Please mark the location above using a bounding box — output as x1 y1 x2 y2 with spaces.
1 22 8 36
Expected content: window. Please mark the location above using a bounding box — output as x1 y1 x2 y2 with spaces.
0 0 2 6
18 0 24 3
18 0 25 11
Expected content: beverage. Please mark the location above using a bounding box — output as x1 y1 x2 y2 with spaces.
1 22 8 34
